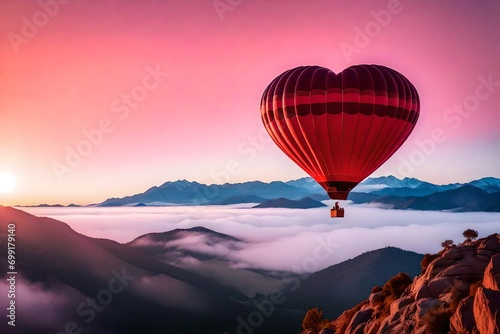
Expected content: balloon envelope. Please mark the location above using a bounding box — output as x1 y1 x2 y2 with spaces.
261 65 420 200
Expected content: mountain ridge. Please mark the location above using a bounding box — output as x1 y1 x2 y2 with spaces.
253 196 327 209
287 247 423 319
351 184 500 212
16 176 500 212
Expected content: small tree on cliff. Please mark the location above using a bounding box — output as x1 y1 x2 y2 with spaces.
441 239 454 249
463 229 478 243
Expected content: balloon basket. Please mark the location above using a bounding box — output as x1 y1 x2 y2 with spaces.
330 209 345 218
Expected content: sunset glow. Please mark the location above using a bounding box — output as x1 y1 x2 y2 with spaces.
0 172 16 194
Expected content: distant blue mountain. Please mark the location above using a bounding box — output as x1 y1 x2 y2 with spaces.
352 176 494 197
350 184 500 212
358 175 426 189
98 179 321 206
367 183 462 197
252 197 327 209
285 177 323 192
469 177 500 193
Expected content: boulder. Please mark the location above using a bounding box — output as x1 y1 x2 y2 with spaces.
477 249 497 258
450 296 476 333
390 296 414 315
391 320 416 334
426 276 454 298
427 256 458 277
473 287 500 334
454 278 476 292
369 291 386 306
411 278 429 298
400 301 418 321
345 308 373 334
415 283 431 299
363 320 380 334
440 291 462 307
483 254 500 291
352 322 366 334
445 246 466 260
478 236 500 252
415 298 448 323
384 309 401 326
440 254 489 277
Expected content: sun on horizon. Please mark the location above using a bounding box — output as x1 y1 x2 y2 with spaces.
0 172 16 194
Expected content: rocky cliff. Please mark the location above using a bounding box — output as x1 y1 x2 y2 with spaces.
303 233 500 334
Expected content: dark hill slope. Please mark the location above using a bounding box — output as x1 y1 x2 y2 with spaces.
287 247 423 319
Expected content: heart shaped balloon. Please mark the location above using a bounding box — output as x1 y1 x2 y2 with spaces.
260 65 420 199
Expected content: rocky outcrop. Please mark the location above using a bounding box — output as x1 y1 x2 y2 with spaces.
326 234 500 334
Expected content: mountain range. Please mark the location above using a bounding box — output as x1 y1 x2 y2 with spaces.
350 184 500 212
100 176 500 212
0 206 423 334
20 176 500 212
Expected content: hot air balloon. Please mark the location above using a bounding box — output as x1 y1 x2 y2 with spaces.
260 65 420 217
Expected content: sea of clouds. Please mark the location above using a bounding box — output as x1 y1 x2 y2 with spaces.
22 202 500 273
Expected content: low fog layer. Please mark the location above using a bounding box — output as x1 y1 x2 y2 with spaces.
0 277 83 332
22 203 500 272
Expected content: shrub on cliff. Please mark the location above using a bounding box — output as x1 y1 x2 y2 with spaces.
382 272 412 299
302 307 329 334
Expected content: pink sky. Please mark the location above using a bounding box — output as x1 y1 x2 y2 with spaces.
1 0 499 205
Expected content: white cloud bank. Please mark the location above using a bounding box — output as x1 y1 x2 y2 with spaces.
22 202 500 272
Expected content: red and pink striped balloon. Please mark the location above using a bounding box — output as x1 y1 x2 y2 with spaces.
261 65 420 200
